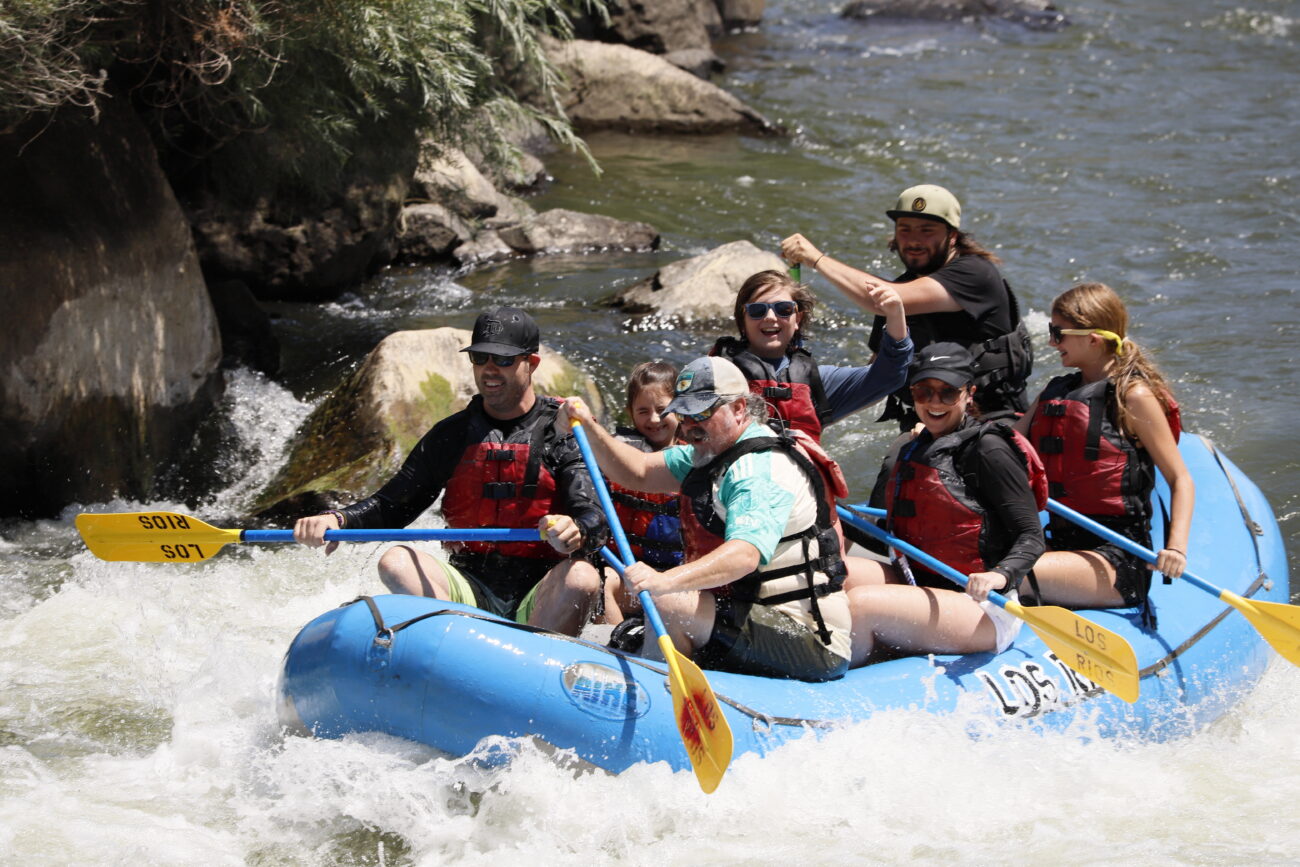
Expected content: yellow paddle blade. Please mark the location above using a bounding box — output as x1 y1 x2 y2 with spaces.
75 512 240 562
1222 591 1300 666
1006 601 1140 703
658 635 733 794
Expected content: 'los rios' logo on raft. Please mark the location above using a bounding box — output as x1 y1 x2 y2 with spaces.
978 652 1105 717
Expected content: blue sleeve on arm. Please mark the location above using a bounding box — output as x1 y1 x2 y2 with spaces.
820 332 915 425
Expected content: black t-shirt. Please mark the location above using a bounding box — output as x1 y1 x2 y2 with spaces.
868 253 1015 354
339 395 607 549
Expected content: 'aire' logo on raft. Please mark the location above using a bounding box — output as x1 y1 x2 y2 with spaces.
562 662 651 721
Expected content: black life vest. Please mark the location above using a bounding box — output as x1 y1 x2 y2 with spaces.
442 397 562 561
1027 372 1182 531
711 337 831 441
969 286 1034 417
679 428 848 645
885 420 1046 590
608 428 682 568
874 279 1033 422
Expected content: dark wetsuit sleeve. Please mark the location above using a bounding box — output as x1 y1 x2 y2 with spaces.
338 413 470 530
972 435 1046 590
548 428 610 554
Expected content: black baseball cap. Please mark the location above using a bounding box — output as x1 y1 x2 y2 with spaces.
461 307 540 356
908 342 975 388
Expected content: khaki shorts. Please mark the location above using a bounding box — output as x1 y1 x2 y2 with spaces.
433 557 543 624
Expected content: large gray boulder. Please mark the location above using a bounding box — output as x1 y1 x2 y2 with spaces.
717 0 766 29
610 240 786 321
842 0 1069 29
0 101 223 517
496 209 660 257
186 140 418 302
594 0 716 55
252 328 605 519
546 39 778 134
411 147 536 227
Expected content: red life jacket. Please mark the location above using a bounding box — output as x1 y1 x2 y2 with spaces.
609 429 682 568
886 421 1047 587
712 337 831 441
678 426 848 644
1027 372 1181 524
441 399 562 561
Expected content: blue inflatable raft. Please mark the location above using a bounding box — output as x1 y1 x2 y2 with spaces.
277 434 1290 772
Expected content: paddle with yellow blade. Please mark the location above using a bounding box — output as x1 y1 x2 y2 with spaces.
75 511 545 563
1047 498 1300 667
567 414 733 793
838 504 1141 703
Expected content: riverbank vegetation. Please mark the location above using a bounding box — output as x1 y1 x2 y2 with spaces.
1 0 597 205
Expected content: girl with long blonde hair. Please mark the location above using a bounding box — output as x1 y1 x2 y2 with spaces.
1016 283 1193 615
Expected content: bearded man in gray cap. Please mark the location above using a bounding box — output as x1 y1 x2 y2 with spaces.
294 307 609 636
560 356 852 682
782 183 1032 427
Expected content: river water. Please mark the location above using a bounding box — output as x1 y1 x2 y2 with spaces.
2 0 1297 862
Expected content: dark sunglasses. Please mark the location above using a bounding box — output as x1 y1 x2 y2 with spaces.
910 383 964 405
1047 323 1092 343
674 400 724 423
468 351 523 367
745 300 799 320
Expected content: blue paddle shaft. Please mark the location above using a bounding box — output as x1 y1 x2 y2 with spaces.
835 504 1012 611
1045 499 1217 596
600 547 671 638
242 528 541 543
569 420 674 640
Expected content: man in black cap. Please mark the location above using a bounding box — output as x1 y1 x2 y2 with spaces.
780 183 1032 426
560 356 853 682
294 307 609 635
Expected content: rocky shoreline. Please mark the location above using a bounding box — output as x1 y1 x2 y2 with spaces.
0 0 1067 518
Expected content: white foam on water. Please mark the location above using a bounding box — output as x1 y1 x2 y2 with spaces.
4 513 1300 865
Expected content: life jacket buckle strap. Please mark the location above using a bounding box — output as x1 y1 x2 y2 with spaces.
482 481 518 499
763 385 793 400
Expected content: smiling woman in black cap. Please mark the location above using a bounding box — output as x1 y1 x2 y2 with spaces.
843 342 1046 667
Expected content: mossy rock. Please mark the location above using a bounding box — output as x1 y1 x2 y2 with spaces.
252 328 603 521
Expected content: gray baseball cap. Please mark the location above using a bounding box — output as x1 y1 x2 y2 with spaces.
664 357 750 417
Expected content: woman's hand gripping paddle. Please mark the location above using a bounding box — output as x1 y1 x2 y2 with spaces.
75 511 545 563
1047 498 1300 667
837 505 1140 703
567 410 733 793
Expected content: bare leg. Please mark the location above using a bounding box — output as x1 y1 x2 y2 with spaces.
843 555 905 595
377 545 454 598
849 584 997 667
641 588 717 654
527 558 606 635
1031 550 1126 608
